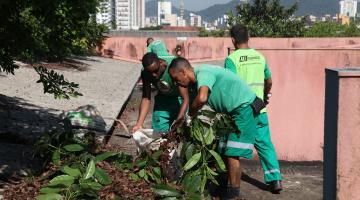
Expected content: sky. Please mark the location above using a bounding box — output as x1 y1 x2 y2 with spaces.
146 0 233 11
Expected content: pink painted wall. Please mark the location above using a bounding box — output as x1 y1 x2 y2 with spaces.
98 37 233 62
336 70 360 199
99 37 360 161
323 69 360 199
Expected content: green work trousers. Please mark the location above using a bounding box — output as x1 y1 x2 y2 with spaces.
217 105 258 159
254 112 282 183
218 110 281 183
152 94 181 132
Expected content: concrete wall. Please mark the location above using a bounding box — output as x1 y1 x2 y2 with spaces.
98 37 232 62
98 37 360 161
324 68 360 200
106 30 199 38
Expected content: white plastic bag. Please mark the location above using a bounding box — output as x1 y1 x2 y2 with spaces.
132 129 167 153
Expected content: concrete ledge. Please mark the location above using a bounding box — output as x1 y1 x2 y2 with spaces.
0 56 141 143
324 67 360 199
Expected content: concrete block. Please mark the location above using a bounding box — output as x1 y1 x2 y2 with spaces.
324 68 360 200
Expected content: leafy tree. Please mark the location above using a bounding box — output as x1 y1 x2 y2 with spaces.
0 0 107 98
198 27 227 37
227 0 306 37
305 21 360 37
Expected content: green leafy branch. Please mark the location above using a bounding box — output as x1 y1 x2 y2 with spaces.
34 66 82 99
127 150 163 184
152 110 238 199
37 142 118 200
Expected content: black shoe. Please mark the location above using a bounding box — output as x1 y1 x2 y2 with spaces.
221 187 241 200
269 180 283 194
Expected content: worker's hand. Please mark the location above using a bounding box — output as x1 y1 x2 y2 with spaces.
170 116 185 132
264 93 272 105
184 113 192 127
132 124 142 133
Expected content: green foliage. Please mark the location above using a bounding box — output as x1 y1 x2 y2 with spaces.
0 50 19 74
198 28 227 37
174 110 237 196
61 166 82 178
63 144 85 152
113 152 133 170
1 0 107 64
83 159 96 179
95 152 119 163
136 110 237 199
305 21 360 37
35 129 118 200
48 175 75 187
227 0 306 37
128 150 163 184
38 158 108 199
94 168 112 185
36 193 62 200
152 184 182 198
34 66 82 99
34 130 75 166
33 110 235 199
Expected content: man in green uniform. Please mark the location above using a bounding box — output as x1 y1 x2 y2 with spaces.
146 37 169 57
224 24 282 193
132 52 189 134
169 57 264 199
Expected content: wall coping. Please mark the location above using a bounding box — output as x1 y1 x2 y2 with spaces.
326 68 360 77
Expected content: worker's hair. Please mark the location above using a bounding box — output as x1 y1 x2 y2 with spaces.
146 37 154 46
169 57 192 73
230 24 249 44
142 52 159 69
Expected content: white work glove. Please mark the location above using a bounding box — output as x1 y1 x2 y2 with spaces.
185 113 192 127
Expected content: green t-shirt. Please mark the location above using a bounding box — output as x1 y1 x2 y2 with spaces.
193 65 256 113
225 48 270 113
147 40 169 56
142 55 178 96
159 55 178 96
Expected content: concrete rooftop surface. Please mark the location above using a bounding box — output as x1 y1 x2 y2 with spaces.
0 56 141 143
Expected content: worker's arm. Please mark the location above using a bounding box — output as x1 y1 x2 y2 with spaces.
189 70 215 117
264 78 272 104
132 72 152 133
224 57 237 74
170 86 189 131
146 43 152 53
264 63 272 104
189 86 209 117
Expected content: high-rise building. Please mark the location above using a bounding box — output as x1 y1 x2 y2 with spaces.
116 0 131 29
190 13 202 27
166 14 178 26
340 0 358 17
132 0 145 29
145 17 157 27
158 0 172 25
177 17 186 26
179 0 184 18
96 0 145 30
96 0 113 28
